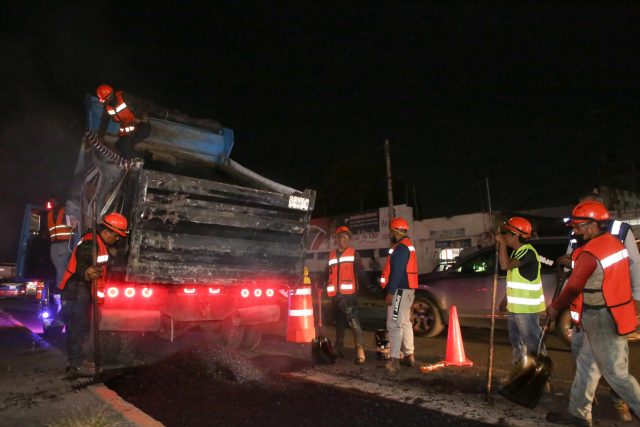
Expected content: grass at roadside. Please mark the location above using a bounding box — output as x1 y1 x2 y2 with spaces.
46 407 123 427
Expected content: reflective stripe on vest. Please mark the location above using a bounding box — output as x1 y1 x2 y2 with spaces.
506 243 545 313
569 246 585 324
600 249 628 269
327 247 356 296
611 220 622 236
380 237 418 290
58 233 108 290
47 208 73 242
105 91 136 136
574 233 636 335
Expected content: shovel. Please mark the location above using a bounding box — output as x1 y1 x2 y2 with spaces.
311 288 335 365
499 324 552 408
500 275 564 408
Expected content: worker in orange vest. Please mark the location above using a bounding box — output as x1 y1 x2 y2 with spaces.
546 201 640 426
57 212 128 378
380 217 419 374
46 197 76 320
96 84 152 159
322 226 374 364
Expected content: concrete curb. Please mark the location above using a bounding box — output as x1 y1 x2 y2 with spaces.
0 308 164 427
88 384 164 427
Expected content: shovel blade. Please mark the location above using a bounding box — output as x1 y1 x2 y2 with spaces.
500 355 552 408
311 336 335 365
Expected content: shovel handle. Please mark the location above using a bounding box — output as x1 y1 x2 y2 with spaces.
317 288 323 330
536 269 566 356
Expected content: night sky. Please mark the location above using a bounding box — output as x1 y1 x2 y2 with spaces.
2 2 640 261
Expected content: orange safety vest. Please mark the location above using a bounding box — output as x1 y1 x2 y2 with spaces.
569 233 636 335
47 208 73 242
105 91 137 136
327 247 357 296
380 237 418 290
59 233 109 290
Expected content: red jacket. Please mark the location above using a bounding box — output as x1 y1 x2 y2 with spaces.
380 237 418 290
565 233 635 335
327 247 357 296
59 233 108 290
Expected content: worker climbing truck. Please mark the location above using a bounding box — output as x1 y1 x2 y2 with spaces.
68 95 315 361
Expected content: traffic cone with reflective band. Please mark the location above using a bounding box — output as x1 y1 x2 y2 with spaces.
444 305 473 366
286 286 316 343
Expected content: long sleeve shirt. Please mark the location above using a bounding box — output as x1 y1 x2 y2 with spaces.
386 243 410 295
552 252 598 310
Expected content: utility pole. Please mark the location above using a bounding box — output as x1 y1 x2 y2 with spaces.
384 139 394 222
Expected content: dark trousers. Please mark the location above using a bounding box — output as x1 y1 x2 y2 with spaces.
116 121 151 159
59 286 91 367
332 295 364 350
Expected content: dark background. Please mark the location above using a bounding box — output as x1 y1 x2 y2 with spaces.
2 1 640 261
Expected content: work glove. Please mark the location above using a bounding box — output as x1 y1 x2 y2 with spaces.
84 266 103 281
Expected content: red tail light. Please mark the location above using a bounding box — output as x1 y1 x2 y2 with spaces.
208 287 221 295
184 288 196 294
266 289 274 297
141 288 153 298
107 287 119 298
240 289 250 298
254 289 262 297
124 287 135 298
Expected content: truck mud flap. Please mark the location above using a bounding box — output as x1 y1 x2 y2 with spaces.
100 309 161 332
232 305 280 327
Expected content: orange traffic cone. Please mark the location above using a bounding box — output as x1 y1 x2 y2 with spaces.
286 286 316 343
444 305 473 367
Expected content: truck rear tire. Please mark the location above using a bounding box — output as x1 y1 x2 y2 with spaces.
242 326 262 351
99 331 139 365
202 319 244 350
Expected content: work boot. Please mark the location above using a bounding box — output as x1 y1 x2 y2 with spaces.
613 399 633 422
545 410 592 427
386 358 400 375
399 353 416 368
627 330 640 342
354 346 365 365
64 365 93 379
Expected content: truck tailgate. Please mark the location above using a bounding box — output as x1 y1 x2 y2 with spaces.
126 169 315 285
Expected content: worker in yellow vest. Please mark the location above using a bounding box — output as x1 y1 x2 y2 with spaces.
495 217 545 380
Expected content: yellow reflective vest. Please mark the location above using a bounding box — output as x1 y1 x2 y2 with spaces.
506 243 545 314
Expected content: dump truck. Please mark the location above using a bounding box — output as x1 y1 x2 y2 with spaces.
65 95 315 360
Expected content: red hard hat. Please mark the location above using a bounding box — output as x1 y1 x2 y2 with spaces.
570 201 609 224
335 226 352 237
102 213 128 237
390 217 410 232
96 84 114 102
502 217 532 239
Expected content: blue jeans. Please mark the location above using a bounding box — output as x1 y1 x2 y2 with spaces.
568 309 640 422
507 312 544 365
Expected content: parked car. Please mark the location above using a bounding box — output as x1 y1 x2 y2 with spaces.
410 237 573 344
0 277 27 298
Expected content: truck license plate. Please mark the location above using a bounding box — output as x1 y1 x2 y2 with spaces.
288 195 310 211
